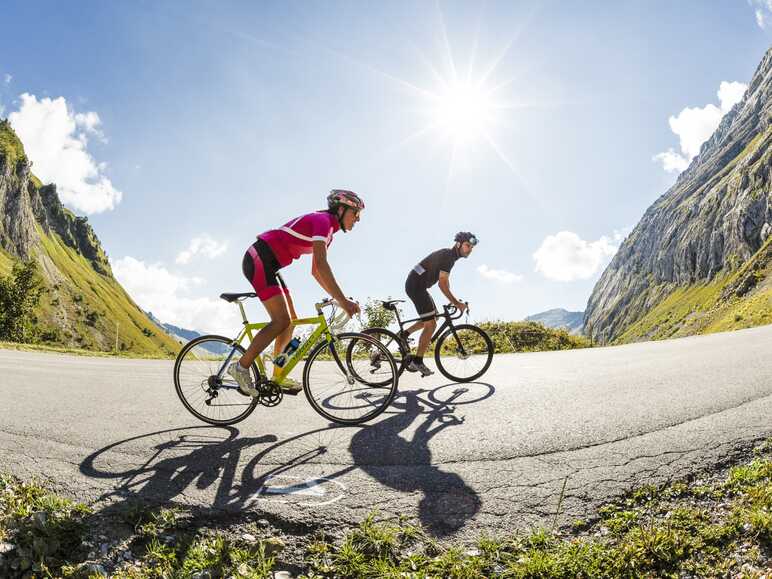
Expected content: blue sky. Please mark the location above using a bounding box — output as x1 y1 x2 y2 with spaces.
1 1 770 333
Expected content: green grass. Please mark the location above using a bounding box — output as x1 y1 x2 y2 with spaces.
616 235 772 344
0 120 26 167
0 340 172 359
0 474 92 577
1 121 181 357
478 321 590 353
31 227 181 357
2 440 769 577
305 444 772 578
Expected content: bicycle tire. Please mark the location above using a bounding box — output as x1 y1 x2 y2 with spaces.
303 332 399 424
346 327 408 386
173 334 260 426
434 324 494 383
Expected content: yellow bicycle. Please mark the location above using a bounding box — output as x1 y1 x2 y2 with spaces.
173 293 399 426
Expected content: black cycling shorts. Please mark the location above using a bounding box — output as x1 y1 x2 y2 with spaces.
242 238 288 301
405 271 437 321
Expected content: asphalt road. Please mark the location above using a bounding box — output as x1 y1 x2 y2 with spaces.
2 324 771 540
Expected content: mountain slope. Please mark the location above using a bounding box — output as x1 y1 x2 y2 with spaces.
525 308 584 334
0 119 180 356
584 48 772 344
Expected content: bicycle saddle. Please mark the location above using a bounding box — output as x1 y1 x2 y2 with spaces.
219 292 257 302
381 299 405 311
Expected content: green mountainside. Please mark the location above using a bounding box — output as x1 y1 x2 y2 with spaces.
0 119 180 356
616 234 772 342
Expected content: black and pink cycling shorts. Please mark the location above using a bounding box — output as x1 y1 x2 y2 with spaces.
241 239 289 301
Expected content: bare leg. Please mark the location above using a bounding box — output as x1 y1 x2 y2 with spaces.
416 318 436 357
238 294 291 368
273 291 298 357
405 321 425 336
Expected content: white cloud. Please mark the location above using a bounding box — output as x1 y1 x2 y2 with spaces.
3 74 11 85
8 93 122 214
74 111 106 142
477 264 523 284
653 148 690 173
112 256 240 335
176 235 229 265
533 229 628 282
750 0 772 28
654 81 747 174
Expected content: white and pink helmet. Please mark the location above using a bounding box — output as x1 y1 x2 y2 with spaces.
327 189 365 211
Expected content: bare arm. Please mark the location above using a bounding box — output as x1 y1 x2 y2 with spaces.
311 256 335 296
312 241 359 315
438 271 465 310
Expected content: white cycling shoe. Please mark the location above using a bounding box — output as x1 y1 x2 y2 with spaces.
227 361 258 397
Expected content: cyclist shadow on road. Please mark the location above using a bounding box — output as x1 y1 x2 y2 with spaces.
347 383 492 537
79 382 493 538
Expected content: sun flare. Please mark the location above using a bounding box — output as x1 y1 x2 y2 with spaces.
434 82 494 141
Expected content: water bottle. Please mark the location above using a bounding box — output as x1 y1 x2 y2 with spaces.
273 337 301 368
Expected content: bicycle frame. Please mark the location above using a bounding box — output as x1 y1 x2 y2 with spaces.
392 304 466 345
215 299 334 386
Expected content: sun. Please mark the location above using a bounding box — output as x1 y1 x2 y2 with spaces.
433 82 494 141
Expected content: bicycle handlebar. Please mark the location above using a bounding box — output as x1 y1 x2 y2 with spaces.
443 301 470 320
315 298 337 312
315 298 358 331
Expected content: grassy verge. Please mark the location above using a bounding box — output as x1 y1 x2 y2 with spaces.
0 341 173 360
1 441 769 578
616 235 772 344
478 321 590 353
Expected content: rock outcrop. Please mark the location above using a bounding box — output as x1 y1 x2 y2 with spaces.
0 119 178 355
584 48 772 343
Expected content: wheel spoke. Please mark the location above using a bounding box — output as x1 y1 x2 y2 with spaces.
305 333 398 424
434 325 494 383
174 336 259 425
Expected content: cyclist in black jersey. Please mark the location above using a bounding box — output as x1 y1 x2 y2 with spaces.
403 232 478 376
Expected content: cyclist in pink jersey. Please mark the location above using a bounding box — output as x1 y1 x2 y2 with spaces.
228 190 363 395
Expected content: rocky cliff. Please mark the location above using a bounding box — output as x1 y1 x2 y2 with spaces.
584 48 772 343
0 119 180 355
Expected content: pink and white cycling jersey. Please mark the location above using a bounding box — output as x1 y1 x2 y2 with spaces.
258 211 340 267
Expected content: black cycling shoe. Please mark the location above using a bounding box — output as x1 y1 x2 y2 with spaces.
406 358 434 377
403 354 418 372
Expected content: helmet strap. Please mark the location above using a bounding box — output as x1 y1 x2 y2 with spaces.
337 206 348 232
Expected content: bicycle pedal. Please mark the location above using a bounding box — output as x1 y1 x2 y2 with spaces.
281 388 301 396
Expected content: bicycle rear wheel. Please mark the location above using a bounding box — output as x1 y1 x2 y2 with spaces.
173 335 260 425
434 324 494 383
347 327 408 386
303 332 399 424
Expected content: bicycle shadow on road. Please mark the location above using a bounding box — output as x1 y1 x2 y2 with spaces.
79 426 278 515
78 382 493 538
238 381 494 537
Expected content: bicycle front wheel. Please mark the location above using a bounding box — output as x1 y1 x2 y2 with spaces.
303 332 399 425
347 327 408 386
173 335 260 426
434 324 494 383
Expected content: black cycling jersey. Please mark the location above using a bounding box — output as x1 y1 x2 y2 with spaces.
409 247 461 289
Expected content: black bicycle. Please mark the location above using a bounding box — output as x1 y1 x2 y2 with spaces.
359 301 494 384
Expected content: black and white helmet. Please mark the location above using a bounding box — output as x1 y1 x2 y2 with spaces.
454 231 478 246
